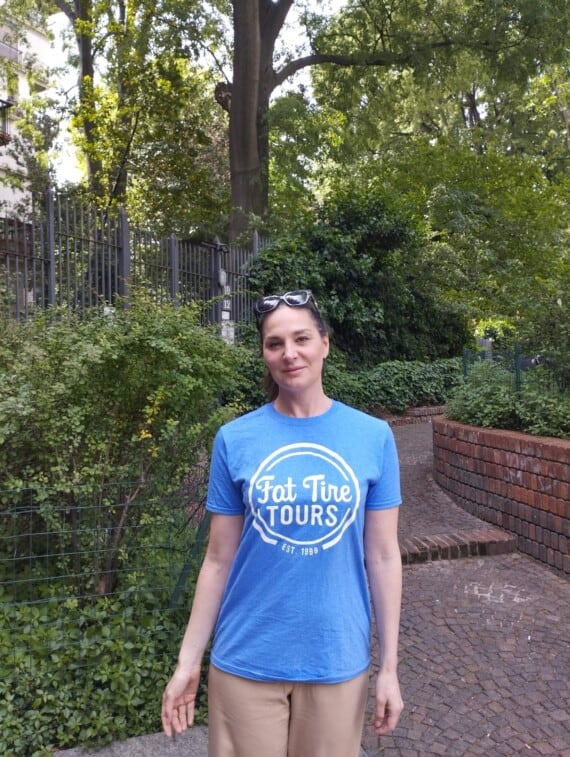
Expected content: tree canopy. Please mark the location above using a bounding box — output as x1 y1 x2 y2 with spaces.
2 0 569 350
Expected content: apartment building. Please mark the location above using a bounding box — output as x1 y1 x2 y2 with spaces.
1 14 54 317
0 15 52 211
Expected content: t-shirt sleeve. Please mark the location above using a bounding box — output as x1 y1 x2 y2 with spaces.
366 425 402 510
206 429 245 515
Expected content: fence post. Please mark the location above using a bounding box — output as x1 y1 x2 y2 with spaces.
462 346 469 379
45 188 56 307
210 238 222 325
514 342 522 394
118 208 130 307
169 234 179 303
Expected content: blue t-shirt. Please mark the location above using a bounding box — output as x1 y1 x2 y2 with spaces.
206 400 401 684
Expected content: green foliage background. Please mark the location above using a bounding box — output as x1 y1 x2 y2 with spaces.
0 300 238 753
0 298 237 497
446 361 570 439
248 187 472 367
0 598 202 755
2 0 570 748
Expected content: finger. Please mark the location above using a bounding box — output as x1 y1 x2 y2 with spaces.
170 706 185 735
178 703 188 732
373 700 387 728
186 701 195 728
161 708 173 738
373 702 403 735
374 715 395 735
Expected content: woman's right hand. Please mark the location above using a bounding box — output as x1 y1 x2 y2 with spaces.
161 664 202 737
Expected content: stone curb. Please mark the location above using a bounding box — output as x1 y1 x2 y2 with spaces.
59 729 369 756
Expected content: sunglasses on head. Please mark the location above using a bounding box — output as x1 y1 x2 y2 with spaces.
254 289 319 316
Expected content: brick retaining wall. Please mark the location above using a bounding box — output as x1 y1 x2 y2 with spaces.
373 405 446 426
432 418 570 576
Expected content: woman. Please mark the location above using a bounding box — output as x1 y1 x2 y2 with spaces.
161 290 404 756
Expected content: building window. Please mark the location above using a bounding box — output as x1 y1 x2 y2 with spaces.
0 98 14 145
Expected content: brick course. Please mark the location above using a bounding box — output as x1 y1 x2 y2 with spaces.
433 418 570 576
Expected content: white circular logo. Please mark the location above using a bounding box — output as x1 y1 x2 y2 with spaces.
248 443 360 550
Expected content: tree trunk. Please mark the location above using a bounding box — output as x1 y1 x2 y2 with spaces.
74 0 104 196
229 0 293 240
229 0 262 239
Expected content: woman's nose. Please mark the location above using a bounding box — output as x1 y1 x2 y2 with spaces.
282 340 297 359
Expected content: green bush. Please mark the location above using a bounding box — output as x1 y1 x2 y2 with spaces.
223 336 462 415
0 299 236 495
0 299 238 596
224 336 462 415
446 362 570 439
324 357 462 413
516 376 570 439
247 189 472 366
0 597 206 755
0 479 210 754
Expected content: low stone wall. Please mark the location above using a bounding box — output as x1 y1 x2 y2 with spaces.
432 418 570 576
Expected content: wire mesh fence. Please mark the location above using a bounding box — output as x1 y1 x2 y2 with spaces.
463 342 568 395
0 468 210 670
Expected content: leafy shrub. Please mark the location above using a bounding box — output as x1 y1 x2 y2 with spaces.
0 473 209 754
0 296 231 752
325 357 462 413
516 377 570 439
446 362 570 438
247 188 472 366
221 327 266 411
224 338 462 415
0 596 206 755
0 299 235 494
0 299 237 597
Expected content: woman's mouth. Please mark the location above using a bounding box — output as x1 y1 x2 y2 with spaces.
283 366 304 374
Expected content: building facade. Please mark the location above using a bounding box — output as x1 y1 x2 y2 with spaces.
0 15 52 211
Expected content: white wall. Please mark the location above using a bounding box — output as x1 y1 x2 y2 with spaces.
0 20 55 211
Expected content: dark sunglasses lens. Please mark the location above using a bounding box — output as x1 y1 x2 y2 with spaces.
255 290 314 315
283 291 311 306
255 296 280 314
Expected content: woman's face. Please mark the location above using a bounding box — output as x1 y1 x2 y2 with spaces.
261 305 329 398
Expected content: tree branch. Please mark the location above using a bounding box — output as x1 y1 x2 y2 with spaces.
273 39 453 89
52 0 77 23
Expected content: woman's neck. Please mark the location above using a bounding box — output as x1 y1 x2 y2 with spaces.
273 392 332 418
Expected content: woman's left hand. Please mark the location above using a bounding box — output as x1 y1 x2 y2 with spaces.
371 669 404 735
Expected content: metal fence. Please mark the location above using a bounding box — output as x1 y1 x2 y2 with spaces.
463 342 568 394
0 477 209 611
0 473 212 751
0 190 262 332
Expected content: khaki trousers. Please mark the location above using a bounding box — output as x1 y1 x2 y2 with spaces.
207 665 369 757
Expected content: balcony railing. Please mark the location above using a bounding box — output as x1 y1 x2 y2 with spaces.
0 39 21 65
0 98 13 145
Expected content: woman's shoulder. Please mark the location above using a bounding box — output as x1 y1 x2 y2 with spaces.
333 400 392 432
